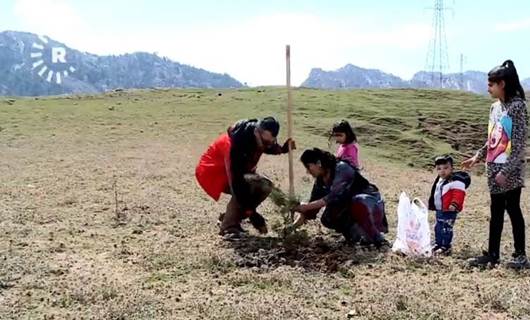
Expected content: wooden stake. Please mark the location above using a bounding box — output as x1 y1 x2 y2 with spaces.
286 45 295 198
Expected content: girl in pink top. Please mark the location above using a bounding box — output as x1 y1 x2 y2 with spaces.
331 120 361 169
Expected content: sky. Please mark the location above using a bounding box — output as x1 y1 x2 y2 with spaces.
1 0 530 86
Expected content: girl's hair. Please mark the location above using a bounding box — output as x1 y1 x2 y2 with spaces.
488 60 526 101
331 120 357 144
300 148 337 171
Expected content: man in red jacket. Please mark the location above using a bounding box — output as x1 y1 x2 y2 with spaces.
195 117 294 236
428 155 471 255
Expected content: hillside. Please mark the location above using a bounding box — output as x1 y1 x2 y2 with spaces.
0 31 243 96
1 88 529 319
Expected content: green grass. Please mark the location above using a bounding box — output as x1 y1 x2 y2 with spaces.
0 87 505 169
1 87 530 320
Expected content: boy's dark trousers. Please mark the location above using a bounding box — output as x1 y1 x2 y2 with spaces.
488 187 526 258
435 211 457 248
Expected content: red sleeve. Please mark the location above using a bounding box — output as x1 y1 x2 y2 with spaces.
450 181 466 212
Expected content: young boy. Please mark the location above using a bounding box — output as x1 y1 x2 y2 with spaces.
428 155 471 255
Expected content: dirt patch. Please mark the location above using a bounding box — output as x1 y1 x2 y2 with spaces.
223 232 387 273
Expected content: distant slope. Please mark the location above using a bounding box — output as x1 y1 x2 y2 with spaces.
0 31 243 96
5 87 523 169
301 64 520 94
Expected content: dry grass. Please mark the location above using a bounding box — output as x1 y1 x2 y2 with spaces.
0 88 529 319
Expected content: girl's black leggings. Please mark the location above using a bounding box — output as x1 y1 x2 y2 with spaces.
488 187 526 258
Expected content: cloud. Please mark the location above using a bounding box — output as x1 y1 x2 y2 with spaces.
154 13 432 85
495 18 530 32
11 4 432 86
13 0 88 41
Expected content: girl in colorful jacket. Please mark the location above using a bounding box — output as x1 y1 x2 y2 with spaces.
463 60 528 269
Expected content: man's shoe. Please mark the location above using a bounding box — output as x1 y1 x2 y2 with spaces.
219 224 248 238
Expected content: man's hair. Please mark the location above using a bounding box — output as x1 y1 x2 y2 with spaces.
258 116 280 137
434 155 454 167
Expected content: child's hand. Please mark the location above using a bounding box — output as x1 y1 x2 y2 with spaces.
448 204 457 212
461 156 478 170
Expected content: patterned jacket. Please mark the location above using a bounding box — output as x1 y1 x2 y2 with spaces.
475 97 528 194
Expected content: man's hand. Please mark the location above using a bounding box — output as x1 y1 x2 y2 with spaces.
281 138 296 153
495 172 508 187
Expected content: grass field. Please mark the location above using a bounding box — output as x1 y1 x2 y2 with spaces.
0 87 529 319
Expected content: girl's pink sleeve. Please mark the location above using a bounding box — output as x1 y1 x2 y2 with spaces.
346 144 360 167
336 145 344 158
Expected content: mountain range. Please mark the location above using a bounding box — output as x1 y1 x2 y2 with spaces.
0 31 242 96
1 31 529 96
301 64 530 94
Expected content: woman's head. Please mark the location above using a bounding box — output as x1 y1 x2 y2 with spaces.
331 120 357 144
300 148 337 178
487 60 526 101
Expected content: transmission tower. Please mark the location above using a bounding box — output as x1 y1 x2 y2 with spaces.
459 53 465 90
425 0 452 88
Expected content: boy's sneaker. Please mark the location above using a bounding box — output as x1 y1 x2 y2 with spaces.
467 251 499 268
434 246 452 256
506 254 530 270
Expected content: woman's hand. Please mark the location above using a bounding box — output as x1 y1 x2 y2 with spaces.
294 200 326 214
495 172 507 187
461 156 478 170
292 212 306 228
293 202 308 214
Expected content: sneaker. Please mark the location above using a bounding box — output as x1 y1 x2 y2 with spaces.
219 224 248 237
506 254 530 270
434 247 452 256
217 212 225 227
374 238 390 250
467 251 499 268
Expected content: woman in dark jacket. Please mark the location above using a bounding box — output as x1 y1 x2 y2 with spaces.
293 148 388 246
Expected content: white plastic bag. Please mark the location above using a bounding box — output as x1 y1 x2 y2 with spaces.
392 192 432 257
